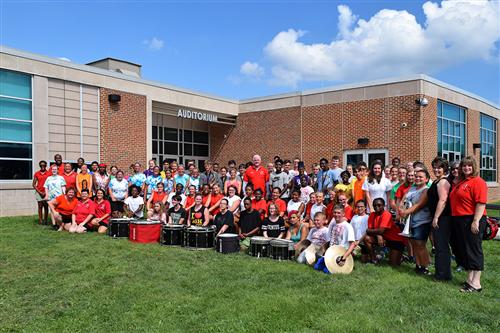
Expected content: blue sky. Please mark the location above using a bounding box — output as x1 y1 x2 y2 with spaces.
1 0 499 104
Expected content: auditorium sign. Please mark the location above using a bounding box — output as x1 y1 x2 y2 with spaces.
177 108 218 122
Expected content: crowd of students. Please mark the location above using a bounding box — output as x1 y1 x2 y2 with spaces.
32 153 489 292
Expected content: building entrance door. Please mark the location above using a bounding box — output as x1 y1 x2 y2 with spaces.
343 149 389 167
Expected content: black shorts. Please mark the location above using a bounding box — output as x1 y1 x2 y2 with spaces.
98 221 108 227
385 239 406 252
61 214 72 223
111 200 124 213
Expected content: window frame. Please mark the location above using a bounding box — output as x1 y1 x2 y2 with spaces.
479 113 497 182
0 70 33 182
437 100 467 163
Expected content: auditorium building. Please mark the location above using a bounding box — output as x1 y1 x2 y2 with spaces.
1 46 499 216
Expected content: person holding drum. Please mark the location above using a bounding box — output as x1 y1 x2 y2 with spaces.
108 170 129 216
47 187 78 231
188 194 210 227
262 203 286 239
286 210 308 249
167 195 187 225
69 189 96 233
213 198 235 236
238 197 262 251
124 185 144 219
148 202 167 224
87 188 112 234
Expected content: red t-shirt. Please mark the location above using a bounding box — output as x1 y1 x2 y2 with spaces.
244 166 270 195
185 195 195 209
325 202 334 222
151 191 167 204
368 210 406 243
210 193 225 215
72 199 96 225
325 202 353 222
33 170 50 194
252 198 268 220
202 194 211 206
344 205 354 221
395 183 411 200
305 202 313 219
62 172 77 191
449 176 488 217
54 194 78 216
267 199 287 215
94 199 111 224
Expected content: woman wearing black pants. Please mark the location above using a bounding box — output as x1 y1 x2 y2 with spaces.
428 157 452 281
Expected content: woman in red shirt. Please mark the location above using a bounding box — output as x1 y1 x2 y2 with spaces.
449 156 488 293
69 189 96 234
147 182 168 210
87 189 112 234
48 187 78 231
62 163 77 191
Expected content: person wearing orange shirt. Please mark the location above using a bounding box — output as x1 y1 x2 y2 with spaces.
47 187 78 231
33 160 50 225
351 163 367 207
251 188 268 221
267 187 287 218
243 155 270 197
208 184 225 219
449 156 488 293
62 163 77 190
52 153 65 175
76 164 93 198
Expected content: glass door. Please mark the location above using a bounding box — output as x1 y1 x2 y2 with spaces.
344 149 389 167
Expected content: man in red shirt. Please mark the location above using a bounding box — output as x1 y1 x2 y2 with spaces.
244 155 270 197
251 189 268 221
33 160 50 225
362 197 407 266
52 154 65 175
69 189 96 233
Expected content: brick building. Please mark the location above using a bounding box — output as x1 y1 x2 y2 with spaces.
0 46 498 216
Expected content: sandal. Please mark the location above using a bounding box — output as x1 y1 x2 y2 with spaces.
460 284 482 293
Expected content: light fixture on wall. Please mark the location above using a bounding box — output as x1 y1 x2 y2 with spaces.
358 137 369 145
415 97 429 106
473 143 481 150
108 94 121 103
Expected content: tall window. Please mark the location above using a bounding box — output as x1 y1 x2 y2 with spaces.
480 114 496 182
152 126 209 163
437 101 466 162
0 69 32 180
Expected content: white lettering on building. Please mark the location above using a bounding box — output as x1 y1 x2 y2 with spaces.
177 109 218 122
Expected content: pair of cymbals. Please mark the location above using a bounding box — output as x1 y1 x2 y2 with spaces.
324 245 354 274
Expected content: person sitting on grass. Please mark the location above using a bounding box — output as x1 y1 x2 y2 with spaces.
87 188 111 234
286 210 308 249
237 198 262 251
148 202 167 224
297 212 330 265
262 203 286 239
167 195 186 225
69 189 96 233
124 185 144 219
214 198 235 237
362 198 407 266
314 204 356 273
48 187 78 231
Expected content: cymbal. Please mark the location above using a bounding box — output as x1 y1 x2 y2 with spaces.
304 244 318 266
324 245 354 274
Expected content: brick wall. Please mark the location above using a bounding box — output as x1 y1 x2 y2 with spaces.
99 88 147 171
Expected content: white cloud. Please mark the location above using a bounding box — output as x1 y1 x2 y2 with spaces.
240 61 265 77
143 37 164 50
253 0 500 87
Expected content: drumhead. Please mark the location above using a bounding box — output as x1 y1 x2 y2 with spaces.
251 236 270 244
110 218 135 222
163 224 185 229
130 220 162 225
270 239 292 246
218 233 238 238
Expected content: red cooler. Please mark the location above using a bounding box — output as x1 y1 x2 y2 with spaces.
129 220 162 243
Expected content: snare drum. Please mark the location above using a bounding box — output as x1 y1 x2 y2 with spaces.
161 224 185 246
129 220 162 243
183 226 215 250
249 236 271 258
269 239 295 260
108 218 134 238
216 233 239 254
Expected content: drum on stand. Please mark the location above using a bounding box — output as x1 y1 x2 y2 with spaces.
269 239 295 260
129 220 162 243
183 226 215 250
216 233 239 254
161 224 186 246
249 236 271 258
108 218 134 238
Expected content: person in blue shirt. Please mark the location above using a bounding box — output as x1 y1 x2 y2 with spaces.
317 158 335 203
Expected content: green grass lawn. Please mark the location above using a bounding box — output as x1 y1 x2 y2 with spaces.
1 216 499 333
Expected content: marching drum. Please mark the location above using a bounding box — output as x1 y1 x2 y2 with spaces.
216 233 239 254
129 220 162 243
108 218 134 238
249 236 271 258
161 224 186 246
183 226 215 250
269 239 295 260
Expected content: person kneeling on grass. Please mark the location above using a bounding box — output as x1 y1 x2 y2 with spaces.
314 204 356 273
238 198 262 251
69 189 96 233
86 188 111 234
124 185 144 219
297 212 330 265
361 198 407 266
48 187 78 231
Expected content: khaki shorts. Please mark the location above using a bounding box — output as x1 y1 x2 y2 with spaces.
35 191 47 202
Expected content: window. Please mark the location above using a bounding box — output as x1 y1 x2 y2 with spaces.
0 69 32 180
437 101 466 162
480 114 496 182
151 125 210 160
344 149 388 168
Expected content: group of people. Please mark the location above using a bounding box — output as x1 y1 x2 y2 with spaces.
33 153 489 292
